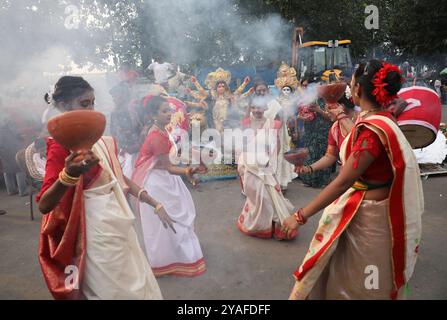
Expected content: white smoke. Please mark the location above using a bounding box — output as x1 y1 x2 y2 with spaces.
140 0 291 66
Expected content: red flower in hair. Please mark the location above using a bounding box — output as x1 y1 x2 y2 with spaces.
371 62 402 107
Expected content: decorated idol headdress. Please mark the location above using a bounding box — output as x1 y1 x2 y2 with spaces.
274 62 299 90
205 67 231 90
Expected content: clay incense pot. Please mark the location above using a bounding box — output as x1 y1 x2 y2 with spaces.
47 110 106 159
284 148 309 166
318 82 347 109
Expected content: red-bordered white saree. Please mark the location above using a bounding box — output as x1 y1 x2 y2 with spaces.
290 115 423 300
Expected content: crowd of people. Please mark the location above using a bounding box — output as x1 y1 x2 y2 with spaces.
1 57 441 300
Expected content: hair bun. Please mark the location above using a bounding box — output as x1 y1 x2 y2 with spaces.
371 62 402 106
384 71 403 96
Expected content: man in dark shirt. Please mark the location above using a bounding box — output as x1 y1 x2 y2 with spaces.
109 82 143 154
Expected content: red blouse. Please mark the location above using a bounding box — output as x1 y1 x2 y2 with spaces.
351 113 394 183
36 138 101 202
134 129 172 168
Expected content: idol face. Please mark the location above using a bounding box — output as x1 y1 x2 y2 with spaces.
216 82 227 95
282 86 292 96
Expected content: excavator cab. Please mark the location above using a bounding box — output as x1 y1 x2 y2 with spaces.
292 27 353 82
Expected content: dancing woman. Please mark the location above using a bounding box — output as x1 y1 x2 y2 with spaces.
298 97 334 188
37 76 174 300
297 96 357 176
264 64 299 192
283 60 423 299
132 96 206 277
237 96 297 240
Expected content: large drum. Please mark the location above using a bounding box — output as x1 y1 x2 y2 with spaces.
396 86 442 149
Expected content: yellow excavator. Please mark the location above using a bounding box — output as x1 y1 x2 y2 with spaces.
292 27 353 82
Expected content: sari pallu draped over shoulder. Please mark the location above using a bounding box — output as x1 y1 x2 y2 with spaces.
290 115 423 300
38 137 128 300
131 128 206 277
131 129 173 194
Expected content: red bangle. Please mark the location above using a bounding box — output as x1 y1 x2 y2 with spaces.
294 208 307 225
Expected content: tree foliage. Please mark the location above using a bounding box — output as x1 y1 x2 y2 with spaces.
1 0 445 77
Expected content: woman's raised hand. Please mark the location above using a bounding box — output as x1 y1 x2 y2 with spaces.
65 150 99 177
328 104 344 118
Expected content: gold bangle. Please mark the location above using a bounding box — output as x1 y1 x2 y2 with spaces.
58 168 79 187
63 169 80 181
154 203 163 214
58 174 76 187
60 168 79 183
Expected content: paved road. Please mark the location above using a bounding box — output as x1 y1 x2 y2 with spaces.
1 174 446 300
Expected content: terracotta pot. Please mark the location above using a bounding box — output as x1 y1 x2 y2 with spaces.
47 110 106 153
284 148 309 166
318 82 347 107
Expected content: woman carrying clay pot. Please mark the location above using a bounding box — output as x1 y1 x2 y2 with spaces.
37 76 173 300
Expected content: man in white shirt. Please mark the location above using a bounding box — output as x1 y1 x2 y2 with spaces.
147 57 174 88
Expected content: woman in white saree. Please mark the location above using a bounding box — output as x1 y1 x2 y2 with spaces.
38 76 172 300
237 96 297 240
132 96 206 277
